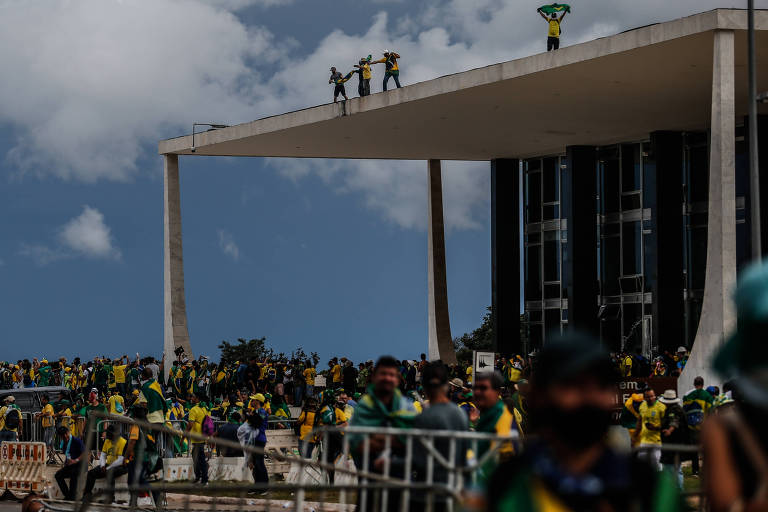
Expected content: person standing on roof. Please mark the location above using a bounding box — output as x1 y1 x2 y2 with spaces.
353 57 372 97
328 67 351 103
372 51 401 91
538 8 566 51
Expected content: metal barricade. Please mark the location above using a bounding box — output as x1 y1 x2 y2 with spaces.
38 411 517 512
0 441 46 493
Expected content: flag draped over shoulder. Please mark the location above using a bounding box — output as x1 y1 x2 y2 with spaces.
539 3 571 14
140 379 167 416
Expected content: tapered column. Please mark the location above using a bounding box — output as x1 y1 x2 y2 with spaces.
427 160 457 364
164 154 193 379
682 30 736 392
491 159 520 356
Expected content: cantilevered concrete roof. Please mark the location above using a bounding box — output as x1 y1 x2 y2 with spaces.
159 9 768 160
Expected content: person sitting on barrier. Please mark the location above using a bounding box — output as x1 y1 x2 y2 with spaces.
124 404 163 507
83 424 128 502
0 395 23 442
238 407 269 491
486 332 682 512
54 425 87 501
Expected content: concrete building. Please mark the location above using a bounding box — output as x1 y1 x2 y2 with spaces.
159 9 768 391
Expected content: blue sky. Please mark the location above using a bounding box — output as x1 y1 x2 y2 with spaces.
0 0 762 363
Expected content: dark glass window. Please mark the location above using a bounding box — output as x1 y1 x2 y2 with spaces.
602 236 621 295
622 221 642 276
689 226 707 290
601 316 621 352
623 303 643 351
543 157 559 202
622 144 642 192
527 172 542 223
543 204 560 220
528 310 542 322
688 145 709 204
529 324 543 350
544 239 561 282
545 309 561 338
544 283 560 299
621 194 641 211
601 158 620 215
526 245 542 300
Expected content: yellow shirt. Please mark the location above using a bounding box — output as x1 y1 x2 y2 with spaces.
360 63 372 79
108 395 125 415
102 437 127 465
331 365 342 383
548 19 561 37
60 408 72 430
188 405 208 444
41 403 55 428
466 367 473 385
297 410 316 441
304 368 316 386
113 365 127 384
638 400 666 445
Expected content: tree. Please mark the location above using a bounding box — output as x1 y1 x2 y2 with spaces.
218 338 272 365
453 307 494 367
217 338 320 366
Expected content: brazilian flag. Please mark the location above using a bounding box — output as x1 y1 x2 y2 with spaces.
538 3 571 14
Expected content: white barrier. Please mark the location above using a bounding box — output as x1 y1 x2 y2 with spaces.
0 441 46 493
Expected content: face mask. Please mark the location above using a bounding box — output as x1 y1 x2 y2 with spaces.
539 405 611 449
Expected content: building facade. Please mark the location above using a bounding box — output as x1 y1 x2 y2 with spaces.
522 122 761 357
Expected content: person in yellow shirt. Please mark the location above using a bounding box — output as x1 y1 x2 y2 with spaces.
296 398 318 457
83 424 128 500
465 366 473 386
107 390 125 415
637 388 666 471
353 57 372 97
330 359 342 389
372 51 401 91
113 357 128 397
538 8 567 51
304 365 316 397
186 393 209 484
38 394 56 449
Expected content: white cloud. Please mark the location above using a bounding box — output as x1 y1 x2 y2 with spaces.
218 229 241 261
19 206 121 264
269 158 488 231
3 0 766 229
59 206 121 260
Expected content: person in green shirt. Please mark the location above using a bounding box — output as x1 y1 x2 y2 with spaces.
682 375 713 475
38 360 52 387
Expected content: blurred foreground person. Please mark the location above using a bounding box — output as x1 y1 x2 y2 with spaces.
487 333 681 511
704 263 768 512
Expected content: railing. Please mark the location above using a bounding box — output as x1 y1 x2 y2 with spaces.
32 412 518 512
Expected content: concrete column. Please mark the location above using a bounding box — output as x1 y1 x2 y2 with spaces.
682 30 737 393
427 160 457 364
164 154 193 379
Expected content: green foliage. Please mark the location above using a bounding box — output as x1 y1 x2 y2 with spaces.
453 307 494 367
217 338 319 366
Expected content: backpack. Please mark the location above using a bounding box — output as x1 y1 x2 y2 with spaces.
202 414 215 436
114 400 124 414
4 408 20 430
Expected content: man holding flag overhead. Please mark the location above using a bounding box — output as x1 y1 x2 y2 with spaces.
537 3 570 51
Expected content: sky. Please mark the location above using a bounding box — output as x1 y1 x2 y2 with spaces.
0 0 765 364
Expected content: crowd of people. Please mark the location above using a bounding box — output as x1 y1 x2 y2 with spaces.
3 262 768 510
